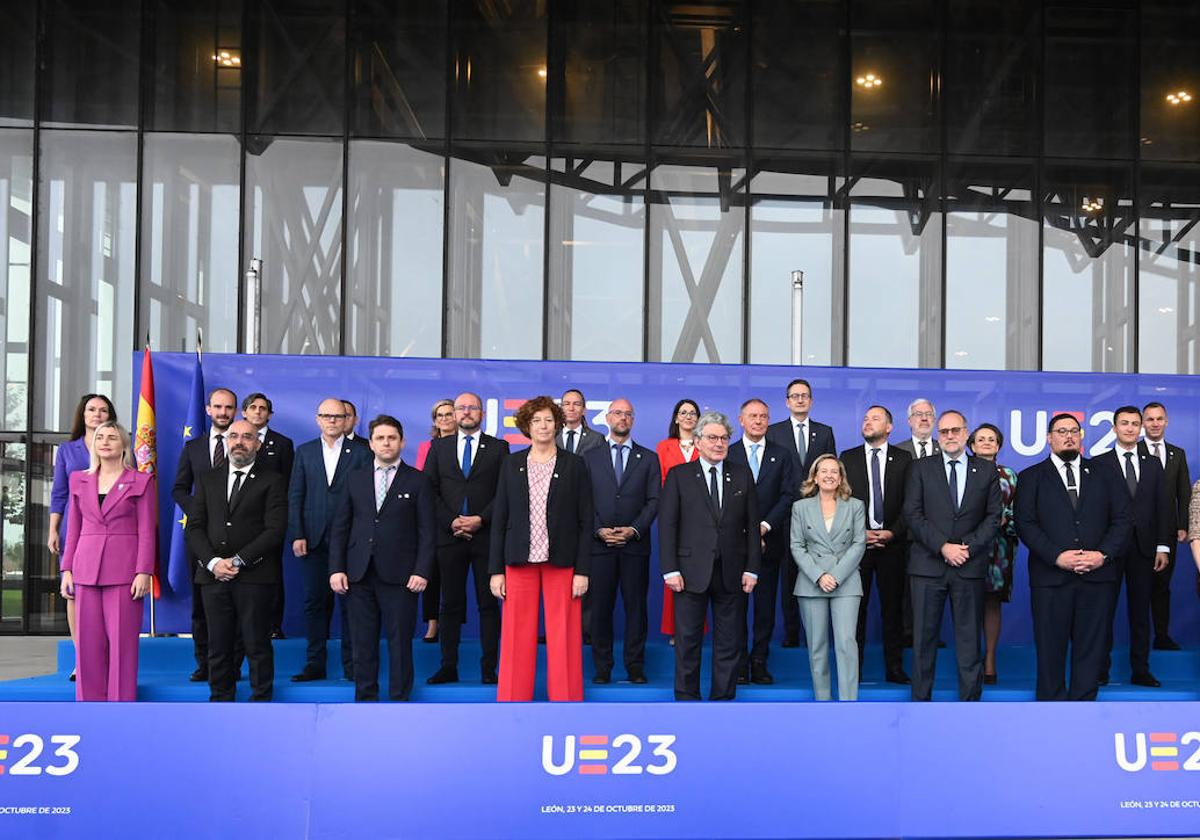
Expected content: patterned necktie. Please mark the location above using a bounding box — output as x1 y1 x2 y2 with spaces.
796 423 807 465
870 447 884 527
612 443 625 485
919 440 928 459
1123 451 1138 497
749 443 761 482
377 465 395 511
213 433 226 468
948 459 960 512
566 429 576 453
1064 461 1079 509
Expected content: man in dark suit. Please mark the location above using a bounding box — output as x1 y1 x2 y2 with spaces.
172 386 238 681
902 410 1001 701
424 391 510 685
1014 412 1132 701
766 378 835 648
329 415 435 701
1096 406 1173 687
186 420 288 702
840 405 912 684
895 398 941 460
728 398 796 684
288 397 373 682
558 388 605 456
583 398 660 684
341 399 371 451
241 391 294 640
1141 401 1192 650
660 410 761 701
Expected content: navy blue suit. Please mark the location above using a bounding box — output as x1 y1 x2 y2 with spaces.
766 416 836 643
256 428 294 633
727 438 796 666
288 436 373 674
330 462 435 700
1014 456 1132 700
583 439 660 678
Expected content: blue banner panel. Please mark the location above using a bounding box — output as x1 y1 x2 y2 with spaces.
4 701 1200 838
137 352 1200 644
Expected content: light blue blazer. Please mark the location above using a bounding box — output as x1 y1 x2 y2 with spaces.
790 496 866 599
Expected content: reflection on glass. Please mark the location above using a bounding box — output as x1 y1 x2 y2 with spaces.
1041 165 1134 373
28 439 65 633
446 151 545 359
648 163 744 363
1138 167 1200 374
0 131 33 430
1140 1 1200 163
141 134 240 355
1 441 26 626
244 137 344 355
749 166 840 365
0 2 35 126
347 141 445 357
547 157 645 361
36 131 137 432
41 0 141 128
145 0 244 133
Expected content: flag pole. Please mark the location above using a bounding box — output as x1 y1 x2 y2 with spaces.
145 333 158 637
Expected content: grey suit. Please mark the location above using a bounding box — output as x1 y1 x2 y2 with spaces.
559 425 604 456
790 496 866 701
896 438 940 460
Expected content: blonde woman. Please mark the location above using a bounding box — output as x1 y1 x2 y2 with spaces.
791 454 866 701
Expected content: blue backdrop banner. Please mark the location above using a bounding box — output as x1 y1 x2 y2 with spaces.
136 352 1200 643
3 700 1200 838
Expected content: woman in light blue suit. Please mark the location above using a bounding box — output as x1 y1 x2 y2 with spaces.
791 454 866 701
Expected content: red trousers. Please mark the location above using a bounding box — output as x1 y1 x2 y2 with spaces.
497 563 582 702
75 583 142 702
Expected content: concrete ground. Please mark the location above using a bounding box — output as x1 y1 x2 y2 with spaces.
0 636 64 680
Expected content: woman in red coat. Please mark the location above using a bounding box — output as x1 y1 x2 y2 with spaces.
654 399 701 639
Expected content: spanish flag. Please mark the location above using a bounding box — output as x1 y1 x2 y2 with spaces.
133 346 161 597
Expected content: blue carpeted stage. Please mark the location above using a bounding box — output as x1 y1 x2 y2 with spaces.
1 637 1196 703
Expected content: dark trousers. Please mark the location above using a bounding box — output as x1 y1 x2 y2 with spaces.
438 538 499 673
192 570 244 672
856 546 906 675
780 551 802 643
300 547 353 673
347 565 419 701
271 574 285 634
589 550 649 676
1151 544 1177 640
1104 552 1155 676
202 582 274 702
910 572 984 701
1031 579 1116 701
420 561 441 624
673 565 746 701
747 547 783 663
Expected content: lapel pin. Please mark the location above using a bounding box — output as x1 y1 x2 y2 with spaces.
480 443 486 449
117 483 124 490
553 473 559 479
402 492 410 499
635 453 641 459
769 456 776 463
249 474 255 479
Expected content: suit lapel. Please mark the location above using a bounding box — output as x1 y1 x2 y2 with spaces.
332 442 355 486
99 470 135 517
77 473 102 521
228 468 257 513
694 463 720 523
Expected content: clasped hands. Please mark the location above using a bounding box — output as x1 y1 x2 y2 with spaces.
940 542 970 567
329 572 427 595
597 526 637 547
1055 549 1105 575
451 515 483 540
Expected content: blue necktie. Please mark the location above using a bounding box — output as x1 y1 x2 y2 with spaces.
612 443 625 485
948 459 960 512
460 436 473 514
566 429 576 453
749 443 761 482
870 447 884 527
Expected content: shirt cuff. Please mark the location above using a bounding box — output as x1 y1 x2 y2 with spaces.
744 572 758 580
760 521 771 533
1155 545 1171 555
206 558 221 573
663 571 681 581
629 527 641 540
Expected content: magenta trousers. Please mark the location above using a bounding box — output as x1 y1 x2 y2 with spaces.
75 583 142 702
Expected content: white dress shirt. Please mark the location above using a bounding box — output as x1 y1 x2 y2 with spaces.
862 441 890 529
206 460 256 572
321 435 345 486
740 436 771 533
1114 443 1170 554
209 427 227 465
1049 452 1083 493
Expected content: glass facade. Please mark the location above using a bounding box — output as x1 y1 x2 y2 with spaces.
2 0 1196 631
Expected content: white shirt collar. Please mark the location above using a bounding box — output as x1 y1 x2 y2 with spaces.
322 434 345 451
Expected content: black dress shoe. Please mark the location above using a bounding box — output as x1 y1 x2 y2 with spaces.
780 636 800 649
885 670 911 685
481 670 498 685
983 672 997 685
291 668 326 682
750 661 774 685
936 639 947 649
422 631 439 644
737 667 749 685
627 671 648 684
592 672 611 685
69 669 76 682
270 630 286 640
426 666 459 685
189 668 208 682
1153 636 1182 651
1131 672 1162 688
583 632 592 646
1098 673 1109 686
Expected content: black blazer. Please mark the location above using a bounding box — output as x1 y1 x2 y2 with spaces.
287 437 373 550
558 424 605 456
840 444 912 540
488 449 593 576
582 440 660 557
425 432 510 546
1138 440 1192 534
186 464 288 585
1014 457 1133 587
726 437 797 554
766 417 836 479
658 460 762 593
171 434 217 517
903 453 1002 579
256 428 295 480
328 462 436 585
1094 449 1174 559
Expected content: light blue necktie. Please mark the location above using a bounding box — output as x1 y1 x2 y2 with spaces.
376 465 395 512
612 443 625 485
749 443 761 482
460 436 473 514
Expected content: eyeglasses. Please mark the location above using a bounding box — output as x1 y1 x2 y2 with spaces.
701 434 730 443
607 409 633 418
435 412 455 420
937 426 966 436
786 393 811 401
1050 427 1081 438
911 411 935 419
676 409 699 418
454 405 482 413
317 413 346 421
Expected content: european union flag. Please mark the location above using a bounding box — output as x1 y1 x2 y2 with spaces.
167 355 205 594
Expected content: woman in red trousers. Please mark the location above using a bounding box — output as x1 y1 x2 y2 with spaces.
59 422 156 701
490 396 593 701
655 398 701 640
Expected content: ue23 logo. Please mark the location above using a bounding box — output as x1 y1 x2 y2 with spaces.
0 734 81 777
542 734 677 776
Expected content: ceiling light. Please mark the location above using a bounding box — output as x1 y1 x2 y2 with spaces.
537 67 547 79
1158 306 1174 314
855 73 883 89
1081 196 1104 214
984 316 1001 323
212 49 241 68
1166 90 1192 106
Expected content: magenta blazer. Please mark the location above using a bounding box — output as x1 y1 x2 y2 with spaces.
61 469 157 586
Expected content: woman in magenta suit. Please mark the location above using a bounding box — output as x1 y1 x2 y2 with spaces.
48 393 117 677
655 399 701 638
415 398 456 642
59 422 156 702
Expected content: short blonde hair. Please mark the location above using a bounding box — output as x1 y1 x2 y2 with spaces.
87 421 134 473
799 454 852 500
428 398 455 439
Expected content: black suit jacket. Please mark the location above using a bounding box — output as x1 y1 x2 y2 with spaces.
896 438 941 459
488 449 593 575
726 438 797 554
903 454 1002 579
328 462 436 585
840 444 912 539
658 460 762 593
1014 457 1133 587
1139 440 1192 534
559 424 605 456
171 434 217 517
256 428 295 480
425 432 510 546
186 464 288 585
766 417 836 480
1094 449 1173 559
582 440 660 557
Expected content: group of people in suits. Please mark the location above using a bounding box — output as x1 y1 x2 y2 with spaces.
50 376 1198 704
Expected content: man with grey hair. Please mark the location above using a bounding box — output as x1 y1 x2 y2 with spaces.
659 410 761 701
896 398 940 460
